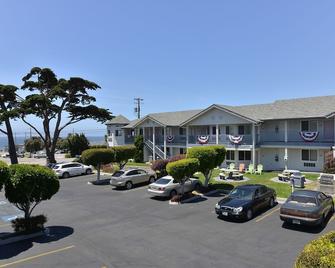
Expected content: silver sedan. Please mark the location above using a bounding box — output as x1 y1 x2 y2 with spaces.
147 176 201 198
110 169 156 189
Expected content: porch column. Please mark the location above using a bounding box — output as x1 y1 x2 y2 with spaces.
186 126 189 148
163 127 167 159
142 127 145 140
152 126 156 161
284 120 288 169
252 123 256 165
216 124 219 144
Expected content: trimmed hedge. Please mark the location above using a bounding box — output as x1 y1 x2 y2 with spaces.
166 158 200 182
81 148 114 167
0 160 10 191
151 154 186 178
295 231 335 268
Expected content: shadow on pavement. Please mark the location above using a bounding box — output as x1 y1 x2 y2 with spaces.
0 226 74 260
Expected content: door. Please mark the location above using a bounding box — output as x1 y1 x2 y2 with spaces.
126 170 140 184
324 119 334 142
72 163 84 175
137 170 149 183
253 188 265 212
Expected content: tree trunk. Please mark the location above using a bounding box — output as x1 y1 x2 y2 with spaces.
203 170 212 188
181 180 185 196
97 164 101 181
4 118 18 164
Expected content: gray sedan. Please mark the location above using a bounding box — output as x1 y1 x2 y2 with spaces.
110 169 156 189
147 176 201 198
280 190 334 226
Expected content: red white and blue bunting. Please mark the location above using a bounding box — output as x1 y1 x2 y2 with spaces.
300 131 319 142
166 135 174 142
228 135 243 144
197 135 209 144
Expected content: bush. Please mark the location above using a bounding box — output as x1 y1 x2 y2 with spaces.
111 145 137 169
64 153 72 158
24 136 44 153
89 145 108 149
187 145 226 187
0 160 10 191
134 135 144 163
151 155 186 178
295 231 335 268
151 159 169 178
4 164 59 232
11 214 47 233
67 133 90 157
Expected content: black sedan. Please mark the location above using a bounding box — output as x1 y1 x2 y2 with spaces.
215 184 277 221
280 190 334 226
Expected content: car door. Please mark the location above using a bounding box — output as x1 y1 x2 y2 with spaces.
253 188 264 212
126 170 140 184
72 163 83 175
318 193 331 215
137 170 148 183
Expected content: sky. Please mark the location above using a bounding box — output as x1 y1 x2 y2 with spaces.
1 0 335 137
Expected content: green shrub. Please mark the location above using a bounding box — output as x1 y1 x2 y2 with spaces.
89 144 108 149
187 145 226 187
11 214 47 233
111 145 137 169
5 164 59 232
64 153 71 158
166 158 200 196
295 231 335 268
134 135 144 163
0 160 10 191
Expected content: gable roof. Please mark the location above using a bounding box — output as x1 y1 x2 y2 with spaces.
122 119 140 129
133 109 202 127
220 95 335 121
123 95 335 128
105 115 130 125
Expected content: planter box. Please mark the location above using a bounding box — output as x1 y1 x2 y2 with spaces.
0 229 45 246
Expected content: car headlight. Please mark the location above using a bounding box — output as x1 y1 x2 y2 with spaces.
215 203 220 209
233 207 243 214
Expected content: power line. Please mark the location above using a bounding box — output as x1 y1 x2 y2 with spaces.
134 97 144 119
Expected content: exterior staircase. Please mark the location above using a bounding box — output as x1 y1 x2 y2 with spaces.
144 140 165 160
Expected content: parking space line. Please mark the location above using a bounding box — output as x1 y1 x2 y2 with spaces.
255 207 280 223
0 245 75 268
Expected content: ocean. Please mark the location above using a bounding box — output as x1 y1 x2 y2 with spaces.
0 135 106 150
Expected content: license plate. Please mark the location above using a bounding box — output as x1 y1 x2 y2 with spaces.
292 219 300 225
222 212 228 216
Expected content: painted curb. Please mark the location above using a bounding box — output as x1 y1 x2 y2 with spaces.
87 178 111 185
178 190 219 204
0 230 45 246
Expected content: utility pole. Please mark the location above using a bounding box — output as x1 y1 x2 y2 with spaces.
134 98 144 119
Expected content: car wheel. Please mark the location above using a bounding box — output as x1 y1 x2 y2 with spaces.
246 209 253 221
170 190 177 198
62 172 70 179
269 197 275 208
148 176 155 184
125 181 133 190
86 169 92 175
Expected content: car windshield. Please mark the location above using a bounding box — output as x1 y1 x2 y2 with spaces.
53 165 60 169
288 195 317 205
112 171 124 177
155 178 172 185
229 188 255 200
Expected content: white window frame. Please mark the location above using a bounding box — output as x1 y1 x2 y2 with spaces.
300 120 318 132
301 149 317 162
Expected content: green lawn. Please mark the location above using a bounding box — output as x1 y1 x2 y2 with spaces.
197 169 320 198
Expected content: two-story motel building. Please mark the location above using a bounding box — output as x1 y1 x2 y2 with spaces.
106 95 335 172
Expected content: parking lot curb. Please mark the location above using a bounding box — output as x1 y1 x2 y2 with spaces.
277 198 287 204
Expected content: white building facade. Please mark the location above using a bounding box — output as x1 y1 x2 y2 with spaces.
107 96 335 172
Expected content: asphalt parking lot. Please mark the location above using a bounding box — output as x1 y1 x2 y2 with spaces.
0 174 334 268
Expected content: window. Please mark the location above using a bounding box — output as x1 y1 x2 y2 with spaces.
107 130 111 136
301 120 317 132
115 129 122 136
301 149 317 161
180 148 186 154
259 186 268 195
238 126 245 135
239 151 251 161
137 170 147 175
179 128 186 135
225 126 230 135
226 151 235 160
126 170 139 176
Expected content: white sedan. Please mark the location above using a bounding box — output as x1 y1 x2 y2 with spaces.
53 162 93 178
147 176 201 198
